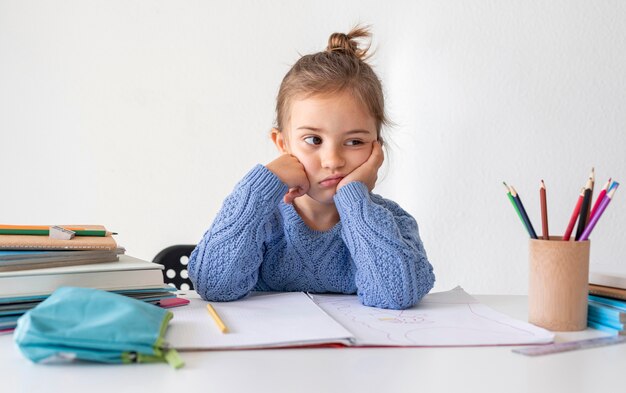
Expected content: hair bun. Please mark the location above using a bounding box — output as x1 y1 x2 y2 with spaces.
326 25 371 60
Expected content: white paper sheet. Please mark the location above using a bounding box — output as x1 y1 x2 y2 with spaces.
310 286 555 346
166 292 354 350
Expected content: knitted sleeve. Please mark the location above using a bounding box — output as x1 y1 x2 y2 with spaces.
334 181 435 309
188 164 288 301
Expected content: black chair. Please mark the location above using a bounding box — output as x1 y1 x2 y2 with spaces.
153 245 196 290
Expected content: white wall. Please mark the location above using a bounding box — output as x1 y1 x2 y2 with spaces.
1 1 625 294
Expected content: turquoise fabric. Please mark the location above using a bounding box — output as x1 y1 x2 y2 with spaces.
14 287 183 368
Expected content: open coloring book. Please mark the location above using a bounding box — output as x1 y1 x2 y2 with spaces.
166 286 554 351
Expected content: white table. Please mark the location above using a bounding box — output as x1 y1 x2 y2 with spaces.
2 295 624 393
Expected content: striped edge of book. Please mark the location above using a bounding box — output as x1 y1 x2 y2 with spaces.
589 271 626 301
587 272 626 334
589 284 626 301
0 255 185 334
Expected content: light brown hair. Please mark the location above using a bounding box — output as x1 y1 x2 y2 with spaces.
275 26 388 140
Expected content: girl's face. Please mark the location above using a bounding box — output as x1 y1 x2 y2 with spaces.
276 90 378 205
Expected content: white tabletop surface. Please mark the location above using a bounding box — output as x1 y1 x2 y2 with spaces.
2 294 624 393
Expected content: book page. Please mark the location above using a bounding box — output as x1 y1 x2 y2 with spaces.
166 292 354 350
589 271 626 290
310 286 554 347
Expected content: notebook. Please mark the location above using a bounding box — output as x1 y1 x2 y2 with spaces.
0 248 124 272
589 284 626 301
0 255 165 297
589 271 626 290
166 287 554 350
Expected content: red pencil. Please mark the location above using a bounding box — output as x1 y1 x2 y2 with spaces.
589 178 611 222
563 188 585 241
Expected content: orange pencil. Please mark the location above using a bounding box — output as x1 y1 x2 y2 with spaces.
540 180 549 240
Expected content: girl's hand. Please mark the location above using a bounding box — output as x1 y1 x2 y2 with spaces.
337 141 384 192
266 154 310 204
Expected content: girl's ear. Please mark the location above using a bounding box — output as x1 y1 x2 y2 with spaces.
271 128 289 153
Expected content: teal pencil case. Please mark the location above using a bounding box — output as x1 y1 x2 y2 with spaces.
13 287 183 369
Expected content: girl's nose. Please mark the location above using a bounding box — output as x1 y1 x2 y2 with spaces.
321 146 345 170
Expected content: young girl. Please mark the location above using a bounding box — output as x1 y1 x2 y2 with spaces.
189 26 435 310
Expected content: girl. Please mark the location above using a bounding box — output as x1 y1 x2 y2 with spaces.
189 26 435 309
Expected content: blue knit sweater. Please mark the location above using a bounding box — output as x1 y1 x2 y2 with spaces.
189 164 435 310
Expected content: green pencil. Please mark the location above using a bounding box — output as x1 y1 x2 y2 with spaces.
503 182 528 236
0 229 116 237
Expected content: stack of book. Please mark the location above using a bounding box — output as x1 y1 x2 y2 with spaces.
587 271 626 334
0 225 183 334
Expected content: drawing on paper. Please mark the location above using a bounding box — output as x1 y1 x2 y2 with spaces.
311 287 551 346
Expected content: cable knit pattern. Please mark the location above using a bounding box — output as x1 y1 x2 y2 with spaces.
189 164 435 309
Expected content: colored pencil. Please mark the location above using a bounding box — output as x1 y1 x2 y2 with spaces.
579 186 619 241
575 177 593 241
609 180 619 192
206 304 228 333
503 182 527 235
563 188 585 241
509 186 538 239
0 225 116 237
540 180 549 240
586 168 595 224
590 178 611 222
0 229 116 237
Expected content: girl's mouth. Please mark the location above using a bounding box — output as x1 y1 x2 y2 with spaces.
319 176 344 188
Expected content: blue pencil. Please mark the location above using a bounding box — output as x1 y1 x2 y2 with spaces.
509 186 538 239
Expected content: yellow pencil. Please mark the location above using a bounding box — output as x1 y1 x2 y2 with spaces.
206 303 228 333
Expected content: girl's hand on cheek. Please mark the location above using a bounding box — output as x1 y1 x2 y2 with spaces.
337 141 384 192
266 154 310 204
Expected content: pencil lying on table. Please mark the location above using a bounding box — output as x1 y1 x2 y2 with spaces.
206 304 229 334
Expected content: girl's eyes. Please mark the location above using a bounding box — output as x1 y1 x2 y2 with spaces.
303 136 322 145
302 137 365 146
345 139 364 146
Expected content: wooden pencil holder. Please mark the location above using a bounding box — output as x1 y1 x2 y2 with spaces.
528 236 590 331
